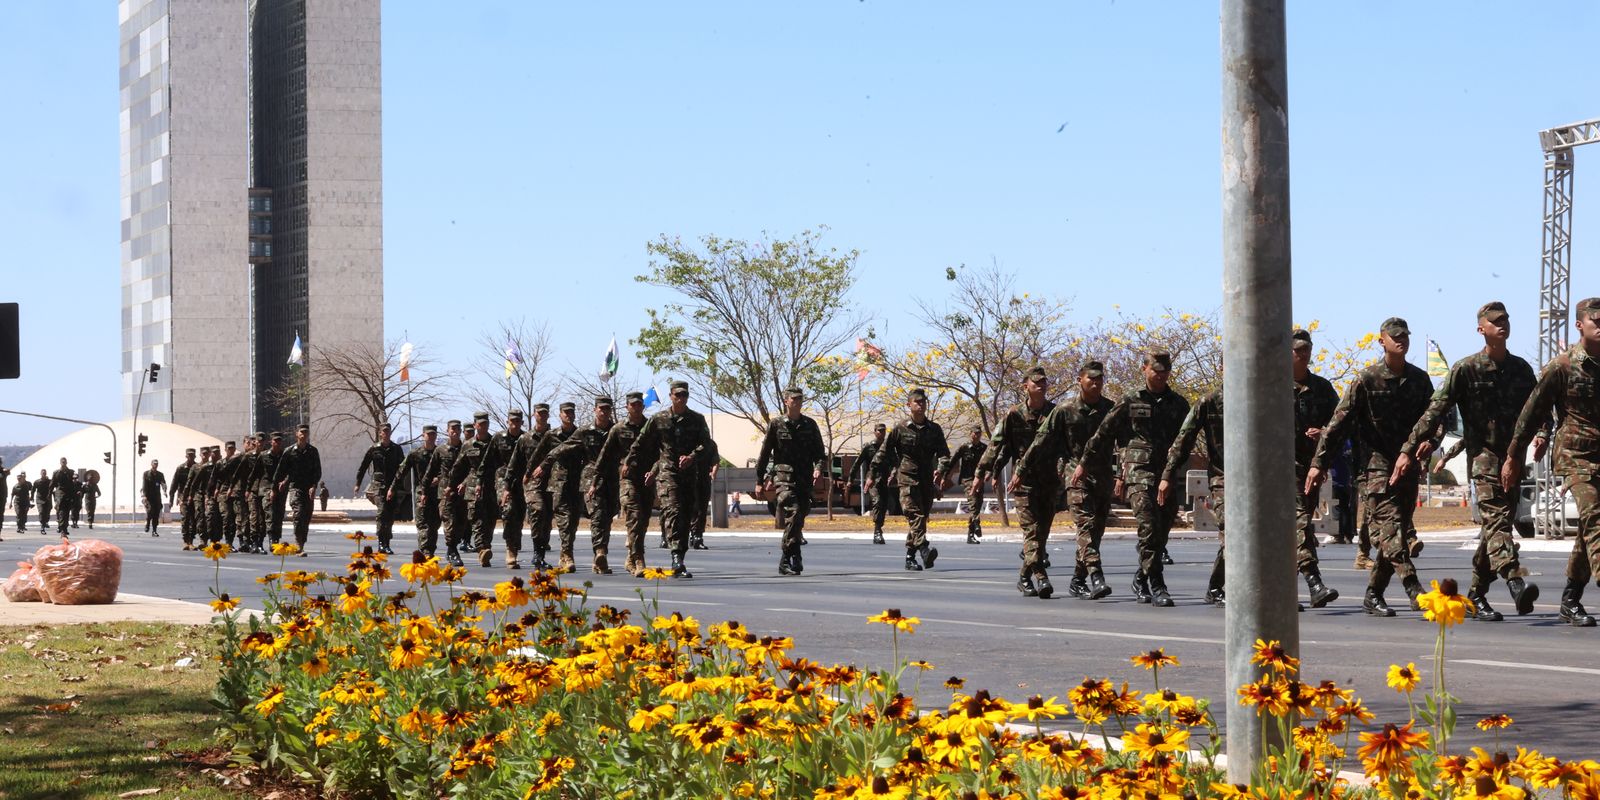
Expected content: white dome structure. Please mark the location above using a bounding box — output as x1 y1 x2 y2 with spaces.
11 419 223 515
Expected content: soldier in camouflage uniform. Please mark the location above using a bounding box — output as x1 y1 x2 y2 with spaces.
356 422 406 555
595 392 653 575
626 381 715 578
215 441 244 547
448 412 500 568
35 469 52 533
1021 360 1116 600
1309 317 1438 618
950 428 988 544
423 420 467 567
1082 352 1190 608
857 423 892 544
81 472 101 529
869 388 950 572
507 406 560 571
491 410 526 567
533 402 587 572
400 424 441 557
273 426 322 550
1400 302 1540 621
1161 385 1227 606
10 474 30 533
1506 296 1600 628
181 448 209 548
543 397 619 573
239 435 266 551
50 459 76 536
985 367 1057 598
257 434 287 548
1291 330 1341 609
756 387 827 576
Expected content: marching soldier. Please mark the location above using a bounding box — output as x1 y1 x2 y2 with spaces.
259 435 288 546
11 473 31 533
273 425 322 551
1160 385 1227 606
400 424 441 557
626 381 715 578
1081 352 1190 608
858 423 892 544
868 388 950 572
1290 330 1341 608
448 412 499 567
50 458 75 535
81 472 101 529
491 410 527 567
595 392 654 576
242 433 268 551
535 402 590 572
1399 303 1539 620
756 387 827 576
216 441 243 547
232 438 260 552
1019 360 1116 600
205 447 227 545
985 367 1057 598
172 448 197 543
545 396 620 573
423 420 467 567
507 406 559 570
1505 296 1600 628
0 458 8 533
687 444 718 551
355 421 405 555
184 448 213 548
141 459 167 537
35 469 53 533
950 427 988 543
1308 318 1437 618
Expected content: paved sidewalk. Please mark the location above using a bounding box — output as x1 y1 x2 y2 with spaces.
0 592 224 626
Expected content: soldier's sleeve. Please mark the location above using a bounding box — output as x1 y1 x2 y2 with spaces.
1081 399 1128 468
871 429 897 477
754 420 778 480
1017 406 1067 483
272 454 289 486
1510 358 1565 457
934 426 952 474
422 449 443 486
355 448 372 487
626 418 662 475
806 418 828 475
1403 363 1463 457
540 433 579 474
1310 378 1364 472
309 449 322 487
1163 401 1206 484
976 420 1005 476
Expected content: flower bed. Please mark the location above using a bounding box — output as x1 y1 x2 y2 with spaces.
210 536 1600 799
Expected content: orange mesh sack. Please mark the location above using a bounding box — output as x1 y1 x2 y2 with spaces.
2 562 48 603
32 540 124 605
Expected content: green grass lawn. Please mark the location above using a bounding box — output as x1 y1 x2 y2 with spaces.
0 621 241 800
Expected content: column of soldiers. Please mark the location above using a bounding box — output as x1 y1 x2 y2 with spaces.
167 426 312 555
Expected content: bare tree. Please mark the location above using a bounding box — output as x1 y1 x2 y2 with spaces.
556 365 650 427
265 339 454 445
462 318 556 428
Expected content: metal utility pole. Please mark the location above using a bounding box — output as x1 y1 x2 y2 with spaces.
1220 0 1297 781
0 409 119 524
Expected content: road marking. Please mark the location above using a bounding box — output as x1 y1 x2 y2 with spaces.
766 607 861 618
1021 626 1225 645
1453 659 1600 676
587 594 724 607
144 560 254 572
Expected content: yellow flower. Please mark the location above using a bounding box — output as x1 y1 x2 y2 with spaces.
1130 648 1179 670
1009 695 1069 722
338 579 374 614
522 756 574 797
398 706 438 736
389 636 431 670
255 685 286 716
210 593 240 612
1236 676 1290 717
1417 578 1474 627
201 542 231 560
1386 662 1422 693
1477 714 1514 731
1121 723 1190 759
271 542 301 556
399 554 442 584
1358 721 1430 777
300 650 332 678
640 567 673 581
628 703 677 732
1250 639 1299 674
866 609 920 634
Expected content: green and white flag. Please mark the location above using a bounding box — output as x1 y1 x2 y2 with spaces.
604 335 619 378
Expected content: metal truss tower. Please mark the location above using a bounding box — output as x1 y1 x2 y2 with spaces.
1535 119 1600 538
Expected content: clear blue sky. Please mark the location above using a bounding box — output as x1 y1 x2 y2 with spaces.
3 2 1599 444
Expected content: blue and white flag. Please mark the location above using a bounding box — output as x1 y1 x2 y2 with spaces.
642 387 660 408
604 335 619 378
287 332 304 367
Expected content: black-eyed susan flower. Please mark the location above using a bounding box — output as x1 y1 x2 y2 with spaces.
1121 722 1190 759
1250 639 1299 674
1357 721 1430 777
210 593 240 612
255 684 286 716
1386 662 1422 693
1418 578 1474 628
866 609 920 634
1131 648 1179 670
1477 714 1514 731
201 542 231 560
628 703 676 732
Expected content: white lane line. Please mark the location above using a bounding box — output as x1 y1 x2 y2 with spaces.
1453 659 1600 676
766 607 860 618
587 594 724 607
144 560 254 572
920 617 1012 629
1021 626 1224 645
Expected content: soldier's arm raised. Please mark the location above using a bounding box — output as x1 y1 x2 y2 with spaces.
1306 378 1363 493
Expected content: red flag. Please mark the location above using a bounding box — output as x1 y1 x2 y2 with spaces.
854 338 882 381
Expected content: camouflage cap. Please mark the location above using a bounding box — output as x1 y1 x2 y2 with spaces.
594 396 614 408
625 391 644 403
1291 329 1313 350
1144 352 1172 372
472 411 490 423
874 422 887 431
225 440 237 448
1023 366 1048 383
184 448 196 455
296 424 311 432
782 386 805 400
271 432 284 441
507 408 524 420
1380 317 1411 337
559 402 576 413
669 380 689 394
446 419 462 429
1079 360 1105 377
422 424 438 433
1477 301 1509 323
1578 297 1600 320
907 388 929 401
533 403 550 413
254 431 268 439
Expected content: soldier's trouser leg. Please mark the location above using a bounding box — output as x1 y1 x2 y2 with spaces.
57 497 69 533
233 495 250 546
1071 478 1113 574
269 494 287 543
1470 477 1522 588
374 493 398 546
554 492 581 557
39 502 51 530
589 493 617 557
246 494 265 549
416 498 440 555
661 478 690 556
690 479 710 544
901 484 932 550
147 501 163 535
291 489 312 546
621 481 654 567
1564 478 1600 585
526 491 553 555
1208 482 1227 591
870 486 888 532
501 495 526 556
1127 484 1180 578
776 483 810 555
17 508 27 531
85 499 96 526
1367 479 1419 590
470 495 495 554
222 495 239 545
967 484 984 534
1017 489 1057 575
1293 478 1321 575
1357 494 1373 557
441 498 465 553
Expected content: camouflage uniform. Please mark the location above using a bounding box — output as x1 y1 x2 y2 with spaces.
356 434 406 551
273 437 322 547
230 446 257 549
626 389 715 577
978 394 1057 592
34 472 52 532
1406 345 1538 614
256 438 287 546
422 432 466 560
1083 381 1190 600
507 422 561 569
949 438 988 538
1312 359 1436 608
595 398 652 575
871 403 951 568
858 437 892 537
10 477 30 532
1294 368 1340 573
687 443 718 550
216 447 245 546
1019 389 1116 595
1164 388 1227 604
756 399 827 573
448 425 500 565
398 433 440 556
489 415 526 562
545 409 618 572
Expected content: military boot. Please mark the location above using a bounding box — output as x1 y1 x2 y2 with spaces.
1087 568 1113 600
558 549 576 573
446 548 464 568
1033 570 1055 600
1403 576 1425 611
905 548 923 572
872 531 885 545
658 535 669 549
918 543 939 569
506 550 521 571
626 557 645 578
1161 548 1175 566
478 549 493 568
592 551 613 575
1304 567 1339 608
779 550 800 576
1066 574 1089 599
1560 579 1597 627
1506 576 1539 616
1467 588 1503 621
1130 571 1152 604
1205 552 1226 606
1408 537 1425 558
690 535 709 551
670 550 694 579
377 541 395 556
1148 574 1174 608
1016 572 1037 597
532 548 553 572
1363 586 1396 617
966 532 980 544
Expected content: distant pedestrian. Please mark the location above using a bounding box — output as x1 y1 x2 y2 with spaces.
142 459 167 536
35 469 53 533
317 481 329 511
728 491 742 518
82 472 102 528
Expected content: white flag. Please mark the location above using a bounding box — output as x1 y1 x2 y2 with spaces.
287 333 304 367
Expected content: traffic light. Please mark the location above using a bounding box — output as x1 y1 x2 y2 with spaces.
148 362 160 383
103 452 112 464
137 433 149 455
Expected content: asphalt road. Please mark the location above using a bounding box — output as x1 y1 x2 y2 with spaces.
4 520 1596 759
